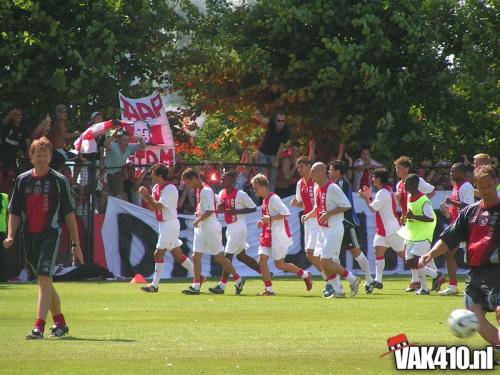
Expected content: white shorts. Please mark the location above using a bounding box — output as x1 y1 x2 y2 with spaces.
304 219 319 251
157 219 183 250
404 240 431 260
193 221 224 255
316 225 344 260
258 244 289 261
373 233 404 252
225 222 248 255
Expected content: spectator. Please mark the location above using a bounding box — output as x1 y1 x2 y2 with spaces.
353 146 384 191
48 104 80 165
30 115 51 143
0 107 29 193
103 130 146 200
274 144 299 198
254 110 290 192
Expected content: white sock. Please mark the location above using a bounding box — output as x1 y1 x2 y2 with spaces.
375 257 385 283
218 282 226 291
355 253 373 283
418 269 428 290
332 277 343 294
410 269 419 283
180 256 194 273
428 258 437 271
342 270 357 284
299 270 309 279
151 262 165 288
321 271 327 281
424 266 438 279
192 282 200 290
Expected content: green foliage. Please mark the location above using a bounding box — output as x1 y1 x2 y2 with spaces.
169 0 499 163
0 0 183 128
193 112 243 162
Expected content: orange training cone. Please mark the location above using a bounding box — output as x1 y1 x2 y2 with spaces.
130 273 147 284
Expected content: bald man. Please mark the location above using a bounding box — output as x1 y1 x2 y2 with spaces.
302 162 360 298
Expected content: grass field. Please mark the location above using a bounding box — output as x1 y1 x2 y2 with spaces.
0 276 495 375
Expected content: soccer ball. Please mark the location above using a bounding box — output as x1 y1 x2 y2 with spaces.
447 309 480 339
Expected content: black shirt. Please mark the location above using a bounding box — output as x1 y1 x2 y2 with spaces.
440 200 500 269
9 169 75 233
259 119 290 156
336 176 360 227
0 123 28 167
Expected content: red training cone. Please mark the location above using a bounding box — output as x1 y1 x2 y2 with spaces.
130 273 147 284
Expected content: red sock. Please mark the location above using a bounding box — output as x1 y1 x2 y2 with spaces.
232 274 240 282
375 256 385 260
180 255 188 263
34 318 45 332
449 279 457 286
342 270 349 278
296 269 305 277
327 274 337 281
53 313 66 327
264 280 272 287
220 275 228 284
193 279 200 284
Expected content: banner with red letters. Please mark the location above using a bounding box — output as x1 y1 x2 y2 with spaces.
119 91 175 165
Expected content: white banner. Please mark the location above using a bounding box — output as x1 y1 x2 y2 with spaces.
119 91 175 165
102 191 457 279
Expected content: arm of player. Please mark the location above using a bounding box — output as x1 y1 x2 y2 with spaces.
406 209 434 222
2 214 20 249
358 187 377 213
301 207 317 224
419 239 449 267
65 212 85 265
445 197 468 209
139 186 163 211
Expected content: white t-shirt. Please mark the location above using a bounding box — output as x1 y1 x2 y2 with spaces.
198 186 218 224
457 181 475 205
216 189 256 224
396 177 435 196
370 188 401 235
267 194 293 247
157 184 179 221
422 201 434 218
314 182 351 227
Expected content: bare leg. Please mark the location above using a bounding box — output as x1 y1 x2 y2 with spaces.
236 251 260 273
470 304 500 345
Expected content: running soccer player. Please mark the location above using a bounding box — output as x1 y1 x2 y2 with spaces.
358 168 406 290
181 169 244 295
420 165 500 347
291 156 324 280
439 162 474 296
208 171 259 294
3 137 84 339
138 164 194 293
303 162 360 298
399 174 441 295
251 174 312 296
394 156 437 292
329 160 374 293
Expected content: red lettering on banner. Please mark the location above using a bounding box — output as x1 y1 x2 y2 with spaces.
120 97 141 121
136 102 156 121
150 94 163 118
159 148 174 165
145 150 159 164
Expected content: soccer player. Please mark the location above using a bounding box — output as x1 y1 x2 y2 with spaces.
291 157 323 280
181 169 244 295
3 137 84 339
251 174 312 296
138 164 194 293
394 156 437 292
399 174 440 295
420 165 500 347
472 153 500 198
329 160 374 293
303 162 360 298
358 168 406 290
208 171 259 294
439 162 474 296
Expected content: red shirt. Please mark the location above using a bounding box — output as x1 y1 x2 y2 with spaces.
219 188 238 224
299 177 315 215
449 180 466 224
375 184 399 236
260 193 291 247
315 181 332 228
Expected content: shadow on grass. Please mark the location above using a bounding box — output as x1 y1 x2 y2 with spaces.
57 337 136 342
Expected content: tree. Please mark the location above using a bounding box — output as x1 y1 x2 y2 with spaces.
0 1 183 128
168 0 498 163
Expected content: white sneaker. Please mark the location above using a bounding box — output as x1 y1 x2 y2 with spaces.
350 278 360 297
438 285 459 296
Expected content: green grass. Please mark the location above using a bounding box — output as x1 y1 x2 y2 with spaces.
0 277 495 375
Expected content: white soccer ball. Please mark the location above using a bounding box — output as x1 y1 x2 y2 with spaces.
448 309 480 339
